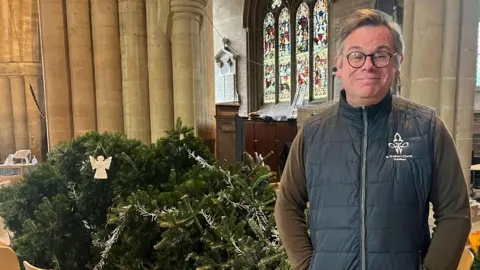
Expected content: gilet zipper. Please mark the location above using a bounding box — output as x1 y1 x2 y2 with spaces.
361 108 368 270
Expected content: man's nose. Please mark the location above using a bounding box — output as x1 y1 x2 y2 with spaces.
362 55 376 70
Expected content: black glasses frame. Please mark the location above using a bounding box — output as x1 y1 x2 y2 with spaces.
343 51 398 69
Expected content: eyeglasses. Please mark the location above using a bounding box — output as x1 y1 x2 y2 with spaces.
343 51 397 69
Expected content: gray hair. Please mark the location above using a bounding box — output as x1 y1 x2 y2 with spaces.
336 9 404 55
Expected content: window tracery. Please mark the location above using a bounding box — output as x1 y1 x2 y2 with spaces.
261 0 329 105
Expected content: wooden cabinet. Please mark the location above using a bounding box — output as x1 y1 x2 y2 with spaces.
236 117 297 181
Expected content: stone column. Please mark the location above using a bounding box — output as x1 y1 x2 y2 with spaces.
10 76 29 149
1 0 11 63
399 0 414 99
91 0 124 133
22 0 43 160
197 0 216 151
38 0 73 149
24 76 43 161
66 0 97 136
0 77 16 159
170 0 207 130
11 0 22 62
455 0 479 188
439 0 461 133
409 0 445 111
118 0 150 143
146 0 174 142
22 0 41 62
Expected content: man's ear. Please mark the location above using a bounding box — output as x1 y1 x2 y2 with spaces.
395 54 403 76
335 55 342 78
396 54 404 66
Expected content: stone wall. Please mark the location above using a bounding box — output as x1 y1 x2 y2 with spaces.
0 0 45 161
212 0 248 116
37 0 216 148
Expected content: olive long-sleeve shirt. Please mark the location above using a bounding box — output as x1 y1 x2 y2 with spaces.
275 116 471 270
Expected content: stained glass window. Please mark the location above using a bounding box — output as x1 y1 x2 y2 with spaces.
261 1 329 105
279 8 291 102
313 0 328 99
296 3 310 100
263 12 276 104
271 0 281 9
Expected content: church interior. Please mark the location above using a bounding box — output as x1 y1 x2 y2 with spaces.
1 0 480 269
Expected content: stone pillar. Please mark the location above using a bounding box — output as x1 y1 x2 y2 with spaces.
11 0 22 62
170 0 207 130
24 76 43 161
0 77 16 159
146 0 174 142
22 0 40 62
91 0 124 133
409 0 445 112
38 0 73 149
22 0 44 160
399 0 414 99
197 0 216 151
66 0 97 136
405 0 477 189
10 76 29 149
455 0 479 188
118 0 150 142
1 0 11 63
196 4 207 139
439 0 461 133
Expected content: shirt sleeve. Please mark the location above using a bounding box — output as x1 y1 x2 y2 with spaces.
274 128 313 270
423 116 472 270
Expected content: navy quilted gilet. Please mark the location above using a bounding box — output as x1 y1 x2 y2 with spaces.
303 91 435 270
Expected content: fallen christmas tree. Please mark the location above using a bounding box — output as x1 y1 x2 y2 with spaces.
0 119 289 269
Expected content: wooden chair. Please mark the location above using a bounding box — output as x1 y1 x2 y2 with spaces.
0 246 20 270
457 248 475 270
0 229 11 246
23 261 47 270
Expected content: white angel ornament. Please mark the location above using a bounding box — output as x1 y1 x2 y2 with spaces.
89 155 112 179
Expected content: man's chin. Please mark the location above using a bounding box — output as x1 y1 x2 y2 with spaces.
354 86 380 98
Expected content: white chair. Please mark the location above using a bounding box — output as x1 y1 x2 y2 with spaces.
13 150 32 164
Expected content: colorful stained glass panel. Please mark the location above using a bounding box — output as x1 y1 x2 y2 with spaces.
296 3 310 100
279 8 291 102
263 12 276 104
313 0 328 99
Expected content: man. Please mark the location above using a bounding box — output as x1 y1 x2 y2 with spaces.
275 8 471 270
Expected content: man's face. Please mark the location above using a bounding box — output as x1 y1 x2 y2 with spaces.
335 26 402 106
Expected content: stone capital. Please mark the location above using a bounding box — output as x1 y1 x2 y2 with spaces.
170 0 207 21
